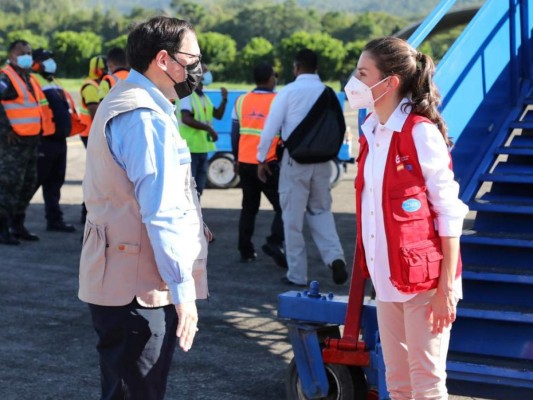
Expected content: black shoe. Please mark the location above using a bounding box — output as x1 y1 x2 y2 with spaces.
0 231 20 245
240 252 257 263
262 242 288 269
47 222 76 233
330 259 348 285
281 277 307 287
11 227 39 241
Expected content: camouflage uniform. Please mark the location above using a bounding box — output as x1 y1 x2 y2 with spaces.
0 71 40 220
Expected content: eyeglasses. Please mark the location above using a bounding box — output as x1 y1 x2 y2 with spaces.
176 51 202 62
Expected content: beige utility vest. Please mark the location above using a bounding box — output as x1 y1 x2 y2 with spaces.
79 80 208 307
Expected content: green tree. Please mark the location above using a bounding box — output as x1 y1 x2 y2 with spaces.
104 34 128 53
7 30 49 50
51 31 103 77
278 31 346 82
238 37 275 82
197 32 236 81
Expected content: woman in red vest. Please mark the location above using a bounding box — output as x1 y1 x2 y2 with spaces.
345 37 468 399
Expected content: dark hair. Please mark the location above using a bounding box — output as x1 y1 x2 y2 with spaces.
253 62 274 85
106 47 127 67
363 37 448 144
127 16 194 73
32 48 53 62
294 48 318 72
8 40 30 53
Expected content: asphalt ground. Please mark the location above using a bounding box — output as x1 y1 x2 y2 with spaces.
0 108 483 399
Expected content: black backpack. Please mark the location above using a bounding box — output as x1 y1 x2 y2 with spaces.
281 86 346 164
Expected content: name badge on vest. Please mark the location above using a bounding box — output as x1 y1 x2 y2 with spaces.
402 198 422 212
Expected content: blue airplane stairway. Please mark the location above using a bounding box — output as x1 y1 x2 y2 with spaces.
446 89 533 398
407 0 533 397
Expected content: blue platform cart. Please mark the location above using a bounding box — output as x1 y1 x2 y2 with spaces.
278 0 533 398
202 90 352 189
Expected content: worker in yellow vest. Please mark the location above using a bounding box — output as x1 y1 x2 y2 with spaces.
0 40 55 245
231 62 286 266
98 47 130 101
79 55 107 147
178 63 228 195
79 55 106 223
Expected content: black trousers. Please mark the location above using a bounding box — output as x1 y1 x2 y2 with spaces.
35 139 67 224
238 162 284 256
88 299 178 400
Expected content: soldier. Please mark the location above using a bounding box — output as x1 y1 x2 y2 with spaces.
0 40 54 245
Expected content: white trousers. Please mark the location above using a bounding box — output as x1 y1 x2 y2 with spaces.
278 154 345 284
377 290 451 400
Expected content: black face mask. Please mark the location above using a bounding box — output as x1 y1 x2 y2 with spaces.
165 56 203 99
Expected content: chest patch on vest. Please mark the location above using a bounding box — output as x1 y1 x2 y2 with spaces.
402 198 422 212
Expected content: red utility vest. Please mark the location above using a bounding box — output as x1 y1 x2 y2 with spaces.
235 91 278 164
1 64 54 136
355 113 462 293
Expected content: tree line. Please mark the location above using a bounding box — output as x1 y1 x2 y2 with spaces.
0 0 461 83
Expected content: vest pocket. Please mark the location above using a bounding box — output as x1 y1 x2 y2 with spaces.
390 185 431 221
400 238 443 283
80 220 108 286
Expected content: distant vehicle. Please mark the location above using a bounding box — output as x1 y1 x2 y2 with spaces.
203 90 353 189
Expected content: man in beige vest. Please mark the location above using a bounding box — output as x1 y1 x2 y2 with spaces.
79 16 208 400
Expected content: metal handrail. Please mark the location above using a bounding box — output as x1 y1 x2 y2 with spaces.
407 0 458 47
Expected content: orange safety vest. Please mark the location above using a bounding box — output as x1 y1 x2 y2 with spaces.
1 64 54 136
235 91 278 164
63 88 86 136
101 69 129 89
79 78 99 137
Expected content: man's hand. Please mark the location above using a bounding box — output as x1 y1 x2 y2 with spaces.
426 289 456 334
175 301 198 352
220 87 228 102
6 130 20 145
203 223 214 243
257 162 272 183
208 126 218 142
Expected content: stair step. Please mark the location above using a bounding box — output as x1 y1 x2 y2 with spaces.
480 193 533 204
469 199 533 214
462 266 533 284
495 146 533 156
480 172 533 183
457 302 533 323
509 121 533 130
493 164 533 174
447 352 533 388
509 135 533 147
461 231 533 248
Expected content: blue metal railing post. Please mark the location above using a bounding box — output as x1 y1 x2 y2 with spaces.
408 0 458 48
510 0 519 104
520 0 532 83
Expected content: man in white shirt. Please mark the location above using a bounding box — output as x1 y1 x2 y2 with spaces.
257 49 347 286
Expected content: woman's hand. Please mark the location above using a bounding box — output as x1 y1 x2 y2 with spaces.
426 289 456 334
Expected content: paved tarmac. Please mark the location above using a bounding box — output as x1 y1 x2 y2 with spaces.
0 109 483 399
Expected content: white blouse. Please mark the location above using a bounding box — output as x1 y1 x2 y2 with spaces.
360 99 468 302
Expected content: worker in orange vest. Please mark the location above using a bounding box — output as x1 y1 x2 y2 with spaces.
231 62 286 266
98 47 130 101
0 40 55 245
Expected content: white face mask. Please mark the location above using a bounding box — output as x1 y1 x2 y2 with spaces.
344 75 389 110
42 58 57 74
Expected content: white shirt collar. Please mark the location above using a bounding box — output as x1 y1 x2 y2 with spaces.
361 97 412 136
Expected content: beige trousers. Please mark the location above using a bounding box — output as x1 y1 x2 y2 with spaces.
376 290 451 400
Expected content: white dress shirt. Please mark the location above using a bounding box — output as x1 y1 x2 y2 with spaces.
360 99 468 302
257 74 324 162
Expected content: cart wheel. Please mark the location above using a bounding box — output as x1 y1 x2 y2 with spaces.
206 153 240 189
286 358 367 400
329 159 343 188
